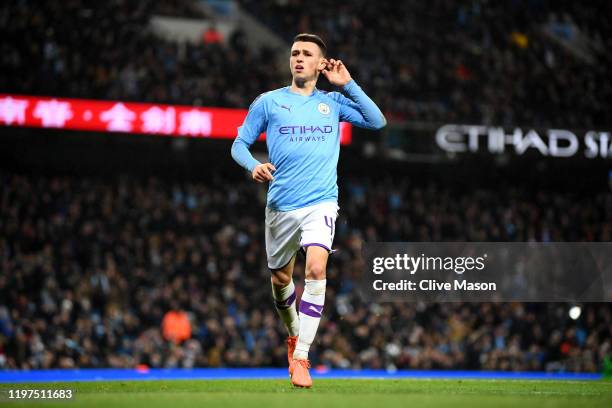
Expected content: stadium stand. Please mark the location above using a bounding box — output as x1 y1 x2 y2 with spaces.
2 0 611 126
1 171 609 371
238 0 612 127
0 0 610 375
0 0 282 108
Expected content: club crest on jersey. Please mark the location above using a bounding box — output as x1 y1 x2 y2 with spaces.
317 103 330 115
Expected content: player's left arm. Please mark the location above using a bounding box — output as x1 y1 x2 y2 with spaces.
321 59 387 129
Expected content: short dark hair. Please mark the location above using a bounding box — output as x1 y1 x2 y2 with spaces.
293 33 327 56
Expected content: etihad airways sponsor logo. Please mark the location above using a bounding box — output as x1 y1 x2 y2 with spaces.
279 125 334 135
289 135 327 142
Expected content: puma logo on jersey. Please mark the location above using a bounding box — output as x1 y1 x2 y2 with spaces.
281 105 292 112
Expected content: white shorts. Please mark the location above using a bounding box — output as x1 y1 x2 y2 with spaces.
265 201 339 270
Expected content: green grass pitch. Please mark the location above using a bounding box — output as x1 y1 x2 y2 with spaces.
1 379 610 408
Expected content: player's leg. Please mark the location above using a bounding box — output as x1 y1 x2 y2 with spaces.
290 202 337 387
294 245 328 360
265 207 301 366
270 255 299 360
289 245 328 388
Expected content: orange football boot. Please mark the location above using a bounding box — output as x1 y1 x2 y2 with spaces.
289 358 312 388
287 336 298 374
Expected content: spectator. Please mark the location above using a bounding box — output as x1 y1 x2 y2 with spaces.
203 25 224 45
162 304 192 344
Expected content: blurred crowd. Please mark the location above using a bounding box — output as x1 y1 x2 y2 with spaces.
1 0 610 374
0 0 282 108
1 171 610 372
2 0 611 128
241 0 612 127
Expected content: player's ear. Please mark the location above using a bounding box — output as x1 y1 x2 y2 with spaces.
318 58 327 72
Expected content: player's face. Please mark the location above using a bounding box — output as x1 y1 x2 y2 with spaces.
290 41 325 81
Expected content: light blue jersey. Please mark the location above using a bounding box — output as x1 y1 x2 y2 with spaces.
231 80 386 211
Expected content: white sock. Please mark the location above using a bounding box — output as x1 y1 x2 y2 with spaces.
272 279 299 337
294 279 326 360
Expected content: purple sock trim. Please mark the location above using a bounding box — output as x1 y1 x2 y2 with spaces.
299 299 324 318
274 290 296 310
302 243 331 252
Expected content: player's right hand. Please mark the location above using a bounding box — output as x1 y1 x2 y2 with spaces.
252 163 276 183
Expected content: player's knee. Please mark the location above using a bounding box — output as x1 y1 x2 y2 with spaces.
270 271 292 287
305 263 326 280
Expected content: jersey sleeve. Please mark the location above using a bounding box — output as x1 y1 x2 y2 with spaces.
336 80 387 130
231 94 268 172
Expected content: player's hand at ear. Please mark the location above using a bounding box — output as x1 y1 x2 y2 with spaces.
252 163 276 183
320 58 352 87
